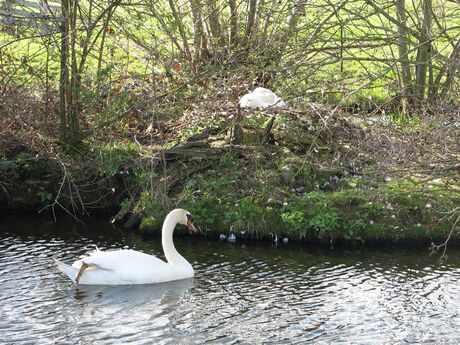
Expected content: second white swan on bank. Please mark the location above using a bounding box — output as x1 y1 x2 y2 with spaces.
54 209 196 285
239 87 287 109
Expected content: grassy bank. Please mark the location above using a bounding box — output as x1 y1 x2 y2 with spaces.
1 96 458 247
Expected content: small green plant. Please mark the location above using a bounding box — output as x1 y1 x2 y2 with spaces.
139 216 162 234
0 158 16 172
242 113 269 128
91 142 141 175
219 152 236 169
229 197 274 238
16 152 30 161
137 191 166 217
308 210 340 236
37 191 53 203
16 152 32 172
281 210 306 232
180 190 225 230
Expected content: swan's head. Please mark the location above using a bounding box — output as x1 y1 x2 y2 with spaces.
175 209 196 232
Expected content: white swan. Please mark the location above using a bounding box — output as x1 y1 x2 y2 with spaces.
239 87 287 109
54 209 196 285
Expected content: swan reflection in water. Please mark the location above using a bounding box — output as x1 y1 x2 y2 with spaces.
72 278 194 304
55 279 195 342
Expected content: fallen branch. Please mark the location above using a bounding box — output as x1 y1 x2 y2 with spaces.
429 208 460 263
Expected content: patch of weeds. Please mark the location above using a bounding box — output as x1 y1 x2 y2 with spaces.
93 142 139 175
177 127 200 140
37 191 53 203
282 192 341 239
281 210 306 233
308 210 340 237
96 90 131 128
139 216 163 234
135 191 167 234
219 152 237 169
343 219 367 240
62 142 92 159
227 196 274 238
179 189 227 230
10 152 61 180
0 157 17 174
388 113 425 134
242 113 269 128
176 175 276 237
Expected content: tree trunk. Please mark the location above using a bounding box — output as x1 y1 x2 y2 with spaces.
68 0 80 142
246 0 258 39
435 36 460 98
207 1 221 43
415 0 432 99
229 0 238 47
168 0 192 63
190 0 208 68
395 0 412 112
59 0 70 142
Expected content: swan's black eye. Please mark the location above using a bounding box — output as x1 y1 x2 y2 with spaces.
186 214 193 222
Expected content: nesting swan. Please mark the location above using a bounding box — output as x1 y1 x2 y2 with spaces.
239 87 287 109
54 209 196 285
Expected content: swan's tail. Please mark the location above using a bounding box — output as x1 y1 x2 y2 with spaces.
53 258 77 282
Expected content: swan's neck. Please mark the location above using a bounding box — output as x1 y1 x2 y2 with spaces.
162 213 188 267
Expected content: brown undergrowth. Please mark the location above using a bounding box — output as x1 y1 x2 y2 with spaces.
1 79 459 247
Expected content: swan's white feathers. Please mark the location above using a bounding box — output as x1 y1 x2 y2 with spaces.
58 249 191 285
239 87 287 109
66 250 176 285
54 209 195 285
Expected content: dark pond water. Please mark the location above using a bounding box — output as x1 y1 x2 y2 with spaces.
1 212 460 344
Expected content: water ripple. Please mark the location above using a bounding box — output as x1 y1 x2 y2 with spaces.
1 225 460 344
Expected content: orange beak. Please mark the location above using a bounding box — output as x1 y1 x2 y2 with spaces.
187 219 197 232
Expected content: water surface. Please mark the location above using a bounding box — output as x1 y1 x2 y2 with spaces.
1 213 459 344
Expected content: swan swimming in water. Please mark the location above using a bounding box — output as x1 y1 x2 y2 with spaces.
239 87 287 109
54 209 196 285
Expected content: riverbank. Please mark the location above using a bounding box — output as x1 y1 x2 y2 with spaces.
1 96 459 246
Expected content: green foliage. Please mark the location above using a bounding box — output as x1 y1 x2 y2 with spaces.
219 152 237 169
177 117 225 141
179 189 226 230
137 191 166 216
281 210 305 232
37 191 53 203
281 192 341 239
16 152 30 161
177 175 274 236
308 210 340 235
139 216 162 234
135 191 167 234
230 197 272 235
0 157 16 173
242 113 269 128
93 142 139 175
96 90 132 129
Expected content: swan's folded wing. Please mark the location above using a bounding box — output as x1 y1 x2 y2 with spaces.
76 249 166 272
73 249 177 285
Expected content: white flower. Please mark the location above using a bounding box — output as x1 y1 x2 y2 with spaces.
425 203 432 208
